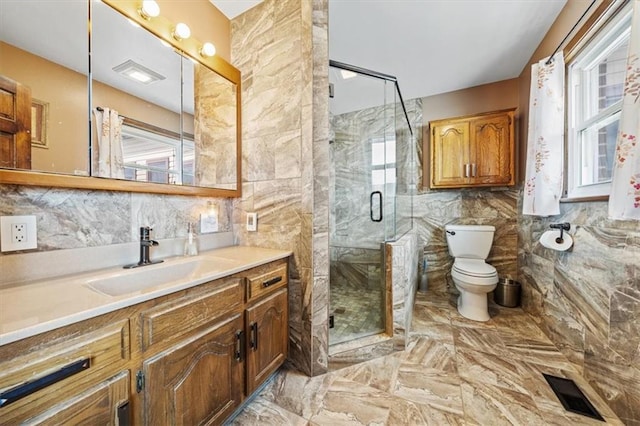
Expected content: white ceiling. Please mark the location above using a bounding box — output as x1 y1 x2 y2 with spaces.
329 0 567 113
209 0 263 19
209 0 567 114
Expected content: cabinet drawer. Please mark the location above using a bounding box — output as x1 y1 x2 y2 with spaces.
0 320 129 423
245 260 288 303
25 370 130 425
141 277 243 351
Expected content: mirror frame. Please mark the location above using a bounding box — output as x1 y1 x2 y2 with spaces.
0 0 242 198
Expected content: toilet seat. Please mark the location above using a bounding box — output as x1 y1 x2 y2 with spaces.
453 259 497 276
452 259 498 285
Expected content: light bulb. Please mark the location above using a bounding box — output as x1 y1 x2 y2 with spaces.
173 23 191 41
139 0 160 20
200 42 216 57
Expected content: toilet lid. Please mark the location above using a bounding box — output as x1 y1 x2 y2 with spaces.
453 259 497 277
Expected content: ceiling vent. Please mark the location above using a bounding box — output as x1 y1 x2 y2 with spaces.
112 60 165 85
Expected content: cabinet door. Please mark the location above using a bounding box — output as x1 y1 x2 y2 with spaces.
470 112 514 185
143 314 244 426
246 288 288 394
24 371 130 425
430 121 470 188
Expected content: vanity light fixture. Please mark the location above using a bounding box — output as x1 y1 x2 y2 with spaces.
172 23 191 41
200 42 216 58
138 0 160 20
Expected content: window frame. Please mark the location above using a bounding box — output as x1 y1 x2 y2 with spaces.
564 0 632 200
121 122 195 185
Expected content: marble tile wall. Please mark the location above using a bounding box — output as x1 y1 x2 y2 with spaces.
230 0 329 376
0 184 232 258
518 200 640 424
387 232 419 349
330 104 394 249
194 64 238 189
413 118 519 294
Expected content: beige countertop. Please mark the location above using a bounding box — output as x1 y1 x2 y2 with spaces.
0 246 291 347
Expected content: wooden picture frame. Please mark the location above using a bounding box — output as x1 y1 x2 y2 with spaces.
31 99 48 149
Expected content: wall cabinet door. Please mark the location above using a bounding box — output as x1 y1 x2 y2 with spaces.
469 113 513 185
429 108 515 188
431 121 470 187
143 314 244 426
245 288 288 394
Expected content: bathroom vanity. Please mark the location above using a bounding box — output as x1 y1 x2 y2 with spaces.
0 246 290 425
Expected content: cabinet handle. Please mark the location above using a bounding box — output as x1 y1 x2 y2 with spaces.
262 276 282 288
0 358 90 408
250 322 258 350
472 163 477 177
235 330 244 362
464 164 470 178
369 191 383 223
117 402 131 426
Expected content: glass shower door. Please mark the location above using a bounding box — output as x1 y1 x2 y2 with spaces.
328 63 396 346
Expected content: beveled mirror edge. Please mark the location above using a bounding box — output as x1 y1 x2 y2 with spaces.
0 0 242 199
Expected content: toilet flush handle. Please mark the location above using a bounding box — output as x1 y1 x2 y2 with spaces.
446 230 455 236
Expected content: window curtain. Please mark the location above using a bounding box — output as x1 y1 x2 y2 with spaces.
608 1 640 221
93 107 125 179
523 52 565 217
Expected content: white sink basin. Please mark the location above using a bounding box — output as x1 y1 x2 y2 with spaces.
84 256 239 297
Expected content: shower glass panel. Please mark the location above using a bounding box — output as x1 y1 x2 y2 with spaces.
329 61 410 347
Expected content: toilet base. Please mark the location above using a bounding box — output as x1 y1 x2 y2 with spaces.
457 291 491 322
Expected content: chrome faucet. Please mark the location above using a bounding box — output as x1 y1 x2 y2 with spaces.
124 227 164 269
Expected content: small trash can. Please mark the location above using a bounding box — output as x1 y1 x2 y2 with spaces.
494 278 521 307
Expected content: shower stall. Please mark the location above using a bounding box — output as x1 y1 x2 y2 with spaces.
329 60 413 347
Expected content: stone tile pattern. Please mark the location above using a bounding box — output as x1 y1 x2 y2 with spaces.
329 282 384 346
518 199 640 424
415 175 519 294
0 184 232 254
231 0 329 376
387 232 419 349
330 103 395 247
412 104 519 296
230 292 624 425
194 63 238 189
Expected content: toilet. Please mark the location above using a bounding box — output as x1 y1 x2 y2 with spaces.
445 224 499 321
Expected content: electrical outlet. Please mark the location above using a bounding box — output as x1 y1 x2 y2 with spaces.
1 215 38 252
12 223 27 243
246 212 257 232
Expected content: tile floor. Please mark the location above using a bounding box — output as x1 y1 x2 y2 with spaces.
329 283 384 345
228 292 624 425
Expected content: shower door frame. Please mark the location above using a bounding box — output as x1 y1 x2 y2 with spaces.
328 60 412 349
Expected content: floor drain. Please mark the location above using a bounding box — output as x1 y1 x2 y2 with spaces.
543 374 604 421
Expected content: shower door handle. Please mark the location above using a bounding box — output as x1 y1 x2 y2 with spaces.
370 191 383 223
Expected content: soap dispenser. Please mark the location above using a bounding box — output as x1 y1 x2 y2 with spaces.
184 223 198 256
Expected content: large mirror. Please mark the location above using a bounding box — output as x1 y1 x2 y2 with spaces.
0 0 240 196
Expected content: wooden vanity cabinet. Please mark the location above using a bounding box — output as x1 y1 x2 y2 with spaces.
0 319 132 425
246 289 288 394
0 257 290 426
137 277 246 426
135 258 289 425
429 108 515 188
240 259 289 394
142 315 245 425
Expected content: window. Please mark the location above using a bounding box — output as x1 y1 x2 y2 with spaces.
567 3 632 198
371 137 396 187
121 124 194 185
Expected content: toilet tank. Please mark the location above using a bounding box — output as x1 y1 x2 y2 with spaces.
445 224 495 259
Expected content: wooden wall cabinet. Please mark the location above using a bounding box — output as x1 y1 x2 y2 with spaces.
429 108 515 188
0 258 289 426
